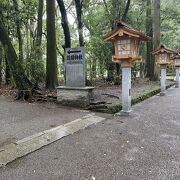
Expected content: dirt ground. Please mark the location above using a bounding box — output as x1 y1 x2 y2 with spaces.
0 78 174 106
92 78 160 102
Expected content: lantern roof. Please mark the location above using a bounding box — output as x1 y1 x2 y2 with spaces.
172 53 180 60
103 21 151 41
152 44 176 55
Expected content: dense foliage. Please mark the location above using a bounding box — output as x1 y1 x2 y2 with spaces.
0 0 179 89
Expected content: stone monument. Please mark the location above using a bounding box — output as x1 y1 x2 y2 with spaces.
57 47 94 107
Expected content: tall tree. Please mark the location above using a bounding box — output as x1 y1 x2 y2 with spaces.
154 0 161 49
153 0 161 80
146 0 154 79
0 44 2 85
34 0 44 61
0 19 32 89
46 0 58 89
74 0 84 46
5 55 11 85
122 0 131 21
56 0 71 49
12 0 24 61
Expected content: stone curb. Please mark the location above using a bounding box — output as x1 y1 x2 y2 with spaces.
0 114 106 168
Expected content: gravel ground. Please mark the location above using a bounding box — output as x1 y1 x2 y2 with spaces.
0 86 180 179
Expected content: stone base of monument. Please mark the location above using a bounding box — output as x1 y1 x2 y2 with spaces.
57 86 94 108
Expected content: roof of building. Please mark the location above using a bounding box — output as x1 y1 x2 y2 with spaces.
152 44 176 55
103 21 151 41
172 53 180 60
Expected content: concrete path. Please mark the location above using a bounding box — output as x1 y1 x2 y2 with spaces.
0 113 105 167
0 96 91 146
0 87 180 179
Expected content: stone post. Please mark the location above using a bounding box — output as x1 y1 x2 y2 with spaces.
175 68 179 88
160 67 166 96
120 67 131 115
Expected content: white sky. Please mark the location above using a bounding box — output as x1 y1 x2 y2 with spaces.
67 13 75 25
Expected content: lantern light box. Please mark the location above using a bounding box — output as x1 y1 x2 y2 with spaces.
103 21 151 67
159 53 167 62
152 44 176 67
172 53 180 67
175 59 180 66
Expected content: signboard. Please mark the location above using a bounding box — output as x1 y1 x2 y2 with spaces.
66 49 83 64
65 47 85 87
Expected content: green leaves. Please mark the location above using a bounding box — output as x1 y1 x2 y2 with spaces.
161 0 180 51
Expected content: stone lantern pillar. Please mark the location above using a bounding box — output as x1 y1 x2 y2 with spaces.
103 21 151 115
153 45 176 96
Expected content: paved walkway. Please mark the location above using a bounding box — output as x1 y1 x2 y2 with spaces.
0 113 106 167
0 87 180 180
0 96 90 145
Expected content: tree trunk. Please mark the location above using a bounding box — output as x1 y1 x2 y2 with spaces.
46 0 58 89
107 61 115 82
35 0 43 61
122 0 131 21
153 0 160 80
5 55 11 85
91 58 96 79
56 0 71 48
74 0 84 46
154 0 161 49
0 44 2 85
140 62 144 78
146 0 154 79
0 19 32 89
13 0 24 61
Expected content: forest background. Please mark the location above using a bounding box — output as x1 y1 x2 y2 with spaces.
0 0 179 91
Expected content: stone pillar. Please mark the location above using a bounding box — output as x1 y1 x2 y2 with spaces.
160 68 166 96
175 68 179 88
120 67 131 115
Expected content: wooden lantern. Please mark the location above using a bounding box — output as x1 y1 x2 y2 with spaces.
103 21 151 67
172 53 180 68
152 44 176 68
